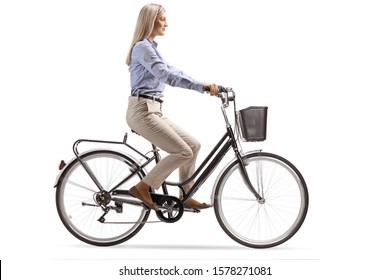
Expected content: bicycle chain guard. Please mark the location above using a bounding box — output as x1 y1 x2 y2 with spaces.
97 191 189 224
151 194 184 223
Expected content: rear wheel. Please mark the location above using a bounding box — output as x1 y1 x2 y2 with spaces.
56 150 149 246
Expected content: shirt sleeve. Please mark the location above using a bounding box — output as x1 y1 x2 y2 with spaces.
132 42 205 93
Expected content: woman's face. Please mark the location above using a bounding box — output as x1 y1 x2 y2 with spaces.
152 13 168 37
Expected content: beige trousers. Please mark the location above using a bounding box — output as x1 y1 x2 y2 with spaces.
126 96 200 192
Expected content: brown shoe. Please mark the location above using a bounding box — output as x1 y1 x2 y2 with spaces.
129 185 159 211
182 198 211 209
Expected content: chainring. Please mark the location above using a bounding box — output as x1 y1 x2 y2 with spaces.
151 194 184 223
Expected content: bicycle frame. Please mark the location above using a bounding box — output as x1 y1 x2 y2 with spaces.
71 92 262 206
163 124 262 204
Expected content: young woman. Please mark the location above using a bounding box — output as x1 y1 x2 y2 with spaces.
125 3 219 211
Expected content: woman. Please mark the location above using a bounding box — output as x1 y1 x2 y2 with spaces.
125 3 219 211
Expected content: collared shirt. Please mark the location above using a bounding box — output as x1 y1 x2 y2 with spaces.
129 38 204 96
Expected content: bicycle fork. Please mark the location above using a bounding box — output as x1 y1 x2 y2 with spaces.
221 103 264 203
231 140 264 203
236 154 265 203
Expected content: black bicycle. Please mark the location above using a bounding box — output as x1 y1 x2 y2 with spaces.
54 87 309 248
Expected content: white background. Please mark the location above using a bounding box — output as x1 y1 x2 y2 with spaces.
1 0 389 279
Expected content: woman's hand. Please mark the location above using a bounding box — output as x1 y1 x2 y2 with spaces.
204 83 219 96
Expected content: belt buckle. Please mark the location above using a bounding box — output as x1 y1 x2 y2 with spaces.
151 94 162 103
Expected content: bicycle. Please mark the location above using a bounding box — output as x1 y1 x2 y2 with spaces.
54 87 309 248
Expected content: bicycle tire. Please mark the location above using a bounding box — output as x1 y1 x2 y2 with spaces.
55 150 150 246
214 152 308 248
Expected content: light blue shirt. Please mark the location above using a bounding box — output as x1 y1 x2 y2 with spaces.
129 38 204 96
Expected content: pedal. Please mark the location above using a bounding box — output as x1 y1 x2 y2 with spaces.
184 208 201 213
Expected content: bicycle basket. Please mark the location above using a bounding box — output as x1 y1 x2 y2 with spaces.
237 106 268 142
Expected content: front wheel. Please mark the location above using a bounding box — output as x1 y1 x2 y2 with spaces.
214 152 308 248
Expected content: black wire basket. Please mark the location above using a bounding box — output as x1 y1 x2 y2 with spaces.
237 106 268 142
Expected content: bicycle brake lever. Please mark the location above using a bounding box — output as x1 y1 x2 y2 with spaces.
218 85 228 93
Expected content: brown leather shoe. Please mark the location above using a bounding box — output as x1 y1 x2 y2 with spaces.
182 198 211 209
129 185 159 211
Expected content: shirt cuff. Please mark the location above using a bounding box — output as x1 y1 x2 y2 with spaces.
194 83 205 93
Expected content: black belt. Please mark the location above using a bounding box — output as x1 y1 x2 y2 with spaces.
135 94 163 103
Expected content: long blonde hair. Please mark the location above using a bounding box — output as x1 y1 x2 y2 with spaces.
125 3 165 66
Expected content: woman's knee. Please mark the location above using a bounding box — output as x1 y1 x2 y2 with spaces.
193 141 201 155
179 145 194 160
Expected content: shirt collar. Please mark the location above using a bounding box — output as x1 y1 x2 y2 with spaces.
146 38 158 48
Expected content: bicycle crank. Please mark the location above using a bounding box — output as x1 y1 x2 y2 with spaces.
97 191 192 224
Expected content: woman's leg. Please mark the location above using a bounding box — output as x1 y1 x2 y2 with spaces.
160 116 201 193
126 97 195 189
126 97 210 209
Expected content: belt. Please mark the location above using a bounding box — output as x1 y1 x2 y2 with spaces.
134 94 163 103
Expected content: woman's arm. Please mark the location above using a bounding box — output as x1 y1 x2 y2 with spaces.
132 41 205 93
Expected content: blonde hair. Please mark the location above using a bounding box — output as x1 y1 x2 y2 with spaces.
125 3 165 66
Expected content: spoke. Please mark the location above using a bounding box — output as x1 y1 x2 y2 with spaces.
219 196 258 202
68 180 96 193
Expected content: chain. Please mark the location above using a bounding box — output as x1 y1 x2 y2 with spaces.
102 220 162 224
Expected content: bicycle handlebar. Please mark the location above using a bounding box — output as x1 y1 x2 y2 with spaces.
204 85 235 108
218 86 235 108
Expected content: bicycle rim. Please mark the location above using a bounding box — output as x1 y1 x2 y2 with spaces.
214 152 308 248
56 150 149 246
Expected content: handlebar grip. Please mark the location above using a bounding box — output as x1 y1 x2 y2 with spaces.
218 85 228 93
204 85 228 93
